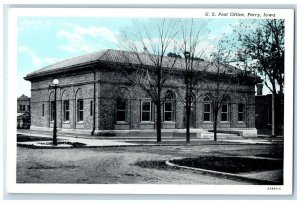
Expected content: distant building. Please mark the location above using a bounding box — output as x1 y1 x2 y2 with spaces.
24 49 261 136
17 94 31 129
255 84 284 136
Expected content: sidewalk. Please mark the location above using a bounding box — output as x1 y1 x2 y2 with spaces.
17 131 140 147
17 129 283 145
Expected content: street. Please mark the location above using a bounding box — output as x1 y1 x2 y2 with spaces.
17 143 283 184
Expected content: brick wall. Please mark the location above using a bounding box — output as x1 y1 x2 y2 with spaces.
28 66 257 131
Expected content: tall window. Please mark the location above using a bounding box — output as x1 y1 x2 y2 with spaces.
238 104 245 122
164 91 175 122
204 103 211 122
42 103 44 116
77 99 84 122
19 105 25 112
50 101 55 121
164 102 173 121
90 101 93 116
203 94 212 122
116 98 126 121
63 100 70 121
141 101 151 122
221 104 229 122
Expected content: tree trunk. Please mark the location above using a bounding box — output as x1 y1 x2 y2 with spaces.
156 103 162 142
213 110 218 141
186 102 191 143
271 92 276 137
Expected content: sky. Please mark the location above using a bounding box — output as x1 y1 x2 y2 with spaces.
17 17 249 97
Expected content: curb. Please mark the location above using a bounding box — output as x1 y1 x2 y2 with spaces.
165 159 281 185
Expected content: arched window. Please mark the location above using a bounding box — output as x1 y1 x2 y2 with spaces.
75 89 83 122
163 90 175 122
62 90 70 122
116 97 126 121
140 92 151 122
221 94 231 122
203 94 212 122
116 88 130 122
49 91 55 121
237 96 246 122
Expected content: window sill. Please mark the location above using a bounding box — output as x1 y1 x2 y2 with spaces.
163 121 175 123
63 121 70 124
220 121 230 123
238 121 245 123
140 121 154 124
116 121 129 125
76 121 84 124
203 121 213 123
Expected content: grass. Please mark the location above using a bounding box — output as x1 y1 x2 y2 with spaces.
17 134 86 148
17 134 53 142
171 156 283 174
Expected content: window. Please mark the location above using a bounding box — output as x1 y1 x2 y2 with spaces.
63 100 70 121
77 99 84 122
204 103 211 121
238 104 245 122
19 105 25 112
164 90 175 122
164 102 173 121
116 98 126 121
50 101 55 121
221 104 229 122
141 101 151 122
90 101 93 116
42 103 44 116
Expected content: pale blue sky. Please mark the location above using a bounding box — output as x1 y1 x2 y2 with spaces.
17 17 248 97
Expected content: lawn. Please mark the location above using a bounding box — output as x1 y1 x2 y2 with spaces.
17 134 53 142
171 156 283 174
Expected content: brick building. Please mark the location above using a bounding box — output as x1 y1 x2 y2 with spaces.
255 84 284 136
24 49 261 136
17 94 31 128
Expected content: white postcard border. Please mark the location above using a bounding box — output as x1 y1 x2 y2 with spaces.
5 7 295 195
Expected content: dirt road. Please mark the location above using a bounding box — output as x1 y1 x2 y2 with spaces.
17 144 282 184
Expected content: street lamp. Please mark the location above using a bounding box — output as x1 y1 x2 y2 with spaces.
49 79 60 145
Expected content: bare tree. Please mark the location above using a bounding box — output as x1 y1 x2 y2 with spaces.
173 19 210 142
204 48 233 141
114 18 179 142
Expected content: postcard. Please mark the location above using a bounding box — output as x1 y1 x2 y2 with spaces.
4 7 294 196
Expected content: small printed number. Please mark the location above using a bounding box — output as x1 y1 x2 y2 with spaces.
267 187 281 190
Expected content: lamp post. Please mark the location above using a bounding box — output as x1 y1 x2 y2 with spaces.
49 79 59 146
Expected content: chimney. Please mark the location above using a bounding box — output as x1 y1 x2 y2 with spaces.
256 83 263 95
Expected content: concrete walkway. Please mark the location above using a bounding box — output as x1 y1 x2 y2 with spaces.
17 129 283 146
17 132 140 147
